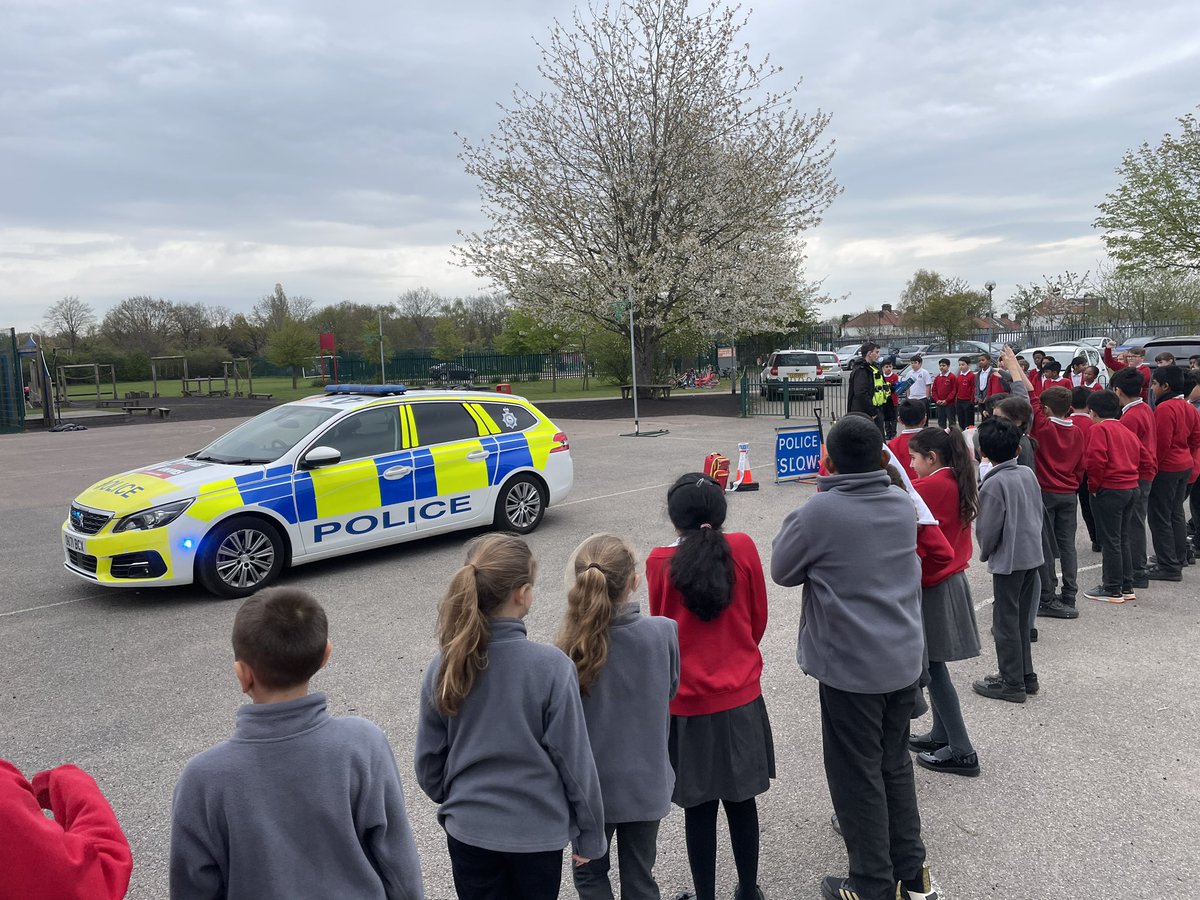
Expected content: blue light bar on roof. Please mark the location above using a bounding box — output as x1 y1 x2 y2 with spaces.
323 384 408 395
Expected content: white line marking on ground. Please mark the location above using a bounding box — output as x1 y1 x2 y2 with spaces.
973 561 1104 610
560 482 675 506
0 594 104 619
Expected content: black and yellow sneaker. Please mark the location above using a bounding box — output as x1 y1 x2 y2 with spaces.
899 865 941 899
820 877 863 900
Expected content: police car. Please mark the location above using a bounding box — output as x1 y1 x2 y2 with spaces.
62 385 573 597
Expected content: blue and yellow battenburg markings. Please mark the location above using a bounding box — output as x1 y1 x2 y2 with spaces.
214 401 541 528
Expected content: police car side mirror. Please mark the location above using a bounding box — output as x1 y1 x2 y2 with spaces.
301 446 341 469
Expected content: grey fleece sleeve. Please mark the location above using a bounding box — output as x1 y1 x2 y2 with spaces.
975 482 1003 562
770 504 816 586
362 731 425 900
413 661 449 805
169 769 225 900
542 661 607 860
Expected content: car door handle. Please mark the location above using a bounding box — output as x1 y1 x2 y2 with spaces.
382 465 413 479
466 450 490 461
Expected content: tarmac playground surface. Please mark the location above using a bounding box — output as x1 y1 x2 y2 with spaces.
2 407 1198 900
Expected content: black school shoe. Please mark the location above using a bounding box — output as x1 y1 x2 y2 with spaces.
908 732 948 754
973 675 1026 703
982 671 1039 694
1038 598 1080 619
733 885 766 900
1146 566 1183 582
916 747 980 777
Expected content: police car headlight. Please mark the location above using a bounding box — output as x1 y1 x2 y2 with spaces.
113 499 194 533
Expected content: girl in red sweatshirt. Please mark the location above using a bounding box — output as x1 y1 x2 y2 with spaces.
907 428 982 777
646 474 771 900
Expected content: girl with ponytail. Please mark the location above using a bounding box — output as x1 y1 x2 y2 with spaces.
645 475 772 900
907 427 983 777
415 534 606 900
558 534 680 900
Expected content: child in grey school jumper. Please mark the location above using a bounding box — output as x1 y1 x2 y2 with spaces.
414 534 607 900
170 587 424 900
972 417 1046 703
771 416 936 900
558 534 680 900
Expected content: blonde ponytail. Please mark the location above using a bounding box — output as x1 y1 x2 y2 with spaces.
435 534 536 715
557 534 637 695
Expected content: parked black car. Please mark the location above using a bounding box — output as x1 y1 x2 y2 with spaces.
1141 335 1200 371
429 362 478 382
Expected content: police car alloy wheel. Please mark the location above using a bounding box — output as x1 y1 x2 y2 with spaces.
197 516 285 598
496 475 545 534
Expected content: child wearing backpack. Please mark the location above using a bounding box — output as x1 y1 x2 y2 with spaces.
559 534 680 900
646 474 772 900
415 534 606 900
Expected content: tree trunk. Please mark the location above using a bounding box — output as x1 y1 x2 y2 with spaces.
291 366 299 389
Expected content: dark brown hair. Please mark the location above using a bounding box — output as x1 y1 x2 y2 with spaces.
232 587 328 690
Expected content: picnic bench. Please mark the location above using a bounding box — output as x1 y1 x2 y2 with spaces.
123 406 172 419
248 392 273 400
620 384 674 400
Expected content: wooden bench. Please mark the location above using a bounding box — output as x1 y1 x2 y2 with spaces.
123 406 154 416
99 399 127 408
248 392 273 400
620 384 674 400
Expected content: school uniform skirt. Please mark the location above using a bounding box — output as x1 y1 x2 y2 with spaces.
667 694 775 808
922 570 981 663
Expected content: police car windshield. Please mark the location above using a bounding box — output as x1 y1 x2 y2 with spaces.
195 406 339 464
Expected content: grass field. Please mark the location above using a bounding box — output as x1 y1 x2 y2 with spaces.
69 374 735 404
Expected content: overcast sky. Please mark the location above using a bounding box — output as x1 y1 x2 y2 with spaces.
3 0 1198 331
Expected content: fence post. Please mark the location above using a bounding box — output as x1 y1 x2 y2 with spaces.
740 372 749 417
783 377 790 420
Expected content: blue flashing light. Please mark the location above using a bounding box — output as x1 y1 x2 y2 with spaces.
323 384 408 395
182 538 195 550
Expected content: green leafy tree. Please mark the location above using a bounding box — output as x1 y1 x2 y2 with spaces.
1095 108 1200 273
432 317 465 362
897 270 976 344
456 0 839 379
265 320 316 388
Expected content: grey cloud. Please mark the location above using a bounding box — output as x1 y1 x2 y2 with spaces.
2 0 1198 329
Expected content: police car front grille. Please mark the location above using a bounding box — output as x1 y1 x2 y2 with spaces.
70 505 111 535
66 549 98 574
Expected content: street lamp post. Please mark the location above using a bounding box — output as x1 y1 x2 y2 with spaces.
984 280 996 338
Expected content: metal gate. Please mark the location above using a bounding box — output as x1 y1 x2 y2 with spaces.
740 372 845 420
0 329 26 434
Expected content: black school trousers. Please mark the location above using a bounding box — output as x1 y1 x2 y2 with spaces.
820 681 925 900
992 568 1039 687
447 834 562 900
1148 468 1191 574
955 399 974 429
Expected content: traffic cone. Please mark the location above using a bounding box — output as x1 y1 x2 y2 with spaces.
729 442 760 492
733 466 758 492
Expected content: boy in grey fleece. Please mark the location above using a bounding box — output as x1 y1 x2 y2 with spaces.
771 416 932 900
972 416 1045 704
170 588 423 900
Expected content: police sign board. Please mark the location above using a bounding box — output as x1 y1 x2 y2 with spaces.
775 421 823 483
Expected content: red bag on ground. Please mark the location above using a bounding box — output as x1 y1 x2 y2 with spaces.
704 452 730 490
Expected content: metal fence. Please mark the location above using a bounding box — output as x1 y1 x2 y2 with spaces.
740 371 847 420
0 329 26 434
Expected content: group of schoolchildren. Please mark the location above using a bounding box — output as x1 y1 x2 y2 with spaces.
7 344 1200 900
